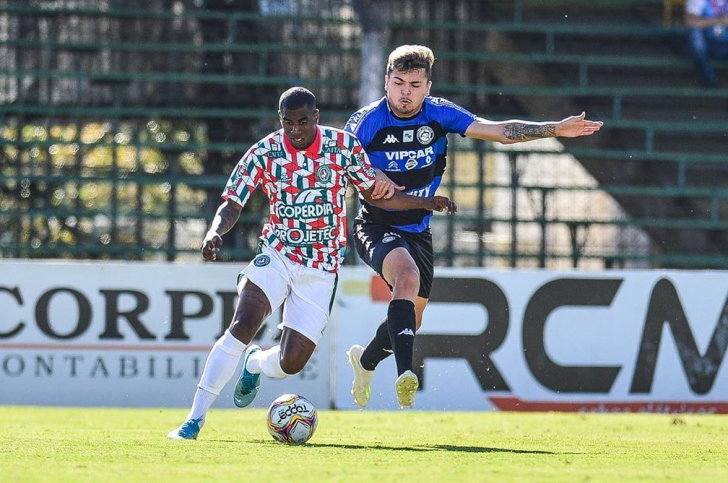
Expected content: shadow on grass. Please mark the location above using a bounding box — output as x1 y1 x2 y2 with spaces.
215 439 567 454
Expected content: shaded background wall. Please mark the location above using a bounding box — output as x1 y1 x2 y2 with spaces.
2 0 728 269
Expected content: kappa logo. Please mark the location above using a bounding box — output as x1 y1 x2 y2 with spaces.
397 328 415 336
383 134 399 144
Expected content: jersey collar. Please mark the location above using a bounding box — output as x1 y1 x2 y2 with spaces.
283 126 322 157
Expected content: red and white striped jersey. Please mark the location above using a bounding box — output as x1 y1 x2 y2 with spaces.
223 125 376 272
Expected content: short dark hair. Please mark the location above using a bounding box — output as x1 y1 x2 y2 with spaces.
279 87 316 111
386 45 435 79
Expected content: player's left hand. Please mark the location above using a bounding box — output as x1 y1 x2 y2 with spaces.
201 231 223 261
556 112 603 138
425 196 458 215
371 169 404 200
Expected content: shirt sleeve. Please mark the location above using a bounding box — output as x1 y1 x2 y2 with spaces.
432 97 478 136
222 145 265 207
344 140 376 193
344 108 374 149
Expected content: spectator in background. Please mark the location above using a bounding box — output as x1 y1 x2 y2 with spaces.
685 0 728 88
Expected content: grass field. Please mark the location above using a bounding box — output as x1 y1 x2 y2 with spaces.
2 406 727 483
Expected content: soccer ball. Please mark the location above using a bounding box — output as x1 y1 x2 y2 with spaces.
266 393 318 444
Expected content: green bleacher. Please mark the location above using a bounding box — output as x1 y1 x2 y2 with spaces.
2 0 727 269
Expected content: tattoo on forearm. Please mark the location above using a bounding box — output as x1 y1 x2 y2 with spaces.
503 123 556 141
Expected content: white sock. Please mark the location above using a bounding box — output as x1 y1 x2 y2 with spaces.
185 387 217 424
190 330 246 421
248 345 288 379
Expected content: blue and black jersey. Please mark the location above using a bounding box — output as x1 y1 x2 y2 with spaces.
345 96 476 233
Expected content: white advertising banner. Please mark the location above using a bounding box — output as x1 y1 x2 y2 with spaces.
2 261 727 413
0 261 331 409
333 267 728 413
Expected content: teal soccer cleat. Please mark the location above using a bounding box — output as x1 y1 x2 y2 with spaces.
167 417 203 440
234 344 261 408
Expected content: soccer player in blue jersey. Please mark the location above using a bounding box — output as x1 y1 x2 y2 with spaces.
344 45 603 409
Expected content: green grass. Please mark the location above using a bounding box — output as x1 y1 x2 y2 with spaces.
1 407 727 483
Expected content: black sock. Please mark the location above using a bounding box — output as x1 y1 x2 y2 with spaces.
360 318 393 371
386 299 416 375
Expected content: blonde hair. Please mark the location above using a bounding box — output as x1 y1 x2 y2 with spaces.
386 45 434 79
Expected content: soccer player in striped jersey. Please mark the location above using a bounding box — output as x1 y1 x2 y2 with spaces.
168 86 456 440
344 45 602 409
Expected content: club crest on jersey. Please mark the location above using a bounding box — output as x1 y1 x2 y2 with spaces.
417 126 435 145
316 164 332 183
253 255 271 267
322 140 342 154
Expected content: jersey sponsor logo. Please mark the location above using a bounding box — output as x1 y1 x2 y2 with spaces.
403 130 414 142
405 159 418 170
230 166 245 186
383 134 399 144
384 146 435 161
267 142 286 159
282 226 337 245
407 185 432 197
253 255 271 267
417 126 435 144
276 189 335 221
387 161 399 170
322 140 342 154
316 165 332 183
382 232 400 243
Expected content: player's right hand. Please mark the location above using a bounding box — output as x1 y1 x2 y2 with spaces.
427 196 458 215
201 232 223 260
371 168 405 200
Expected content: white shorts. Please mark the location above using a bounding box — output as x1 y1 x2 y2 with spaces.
237 245 337 345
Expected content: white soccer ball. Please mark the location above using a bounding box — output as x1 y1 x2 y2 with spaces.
266 393 318 444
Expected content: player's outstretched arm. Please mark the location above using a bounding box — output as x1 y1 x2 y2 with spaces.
370 168 405 200
422 195 458 214
464 112 603 144
362 187 457 214
201 200 242 261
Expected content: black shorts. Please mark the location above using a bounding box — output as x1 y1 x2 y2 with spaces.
352 220 434 299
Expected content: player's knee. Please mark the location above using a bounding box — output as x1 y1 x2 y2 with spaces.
279 355 306 375
393 266 420 294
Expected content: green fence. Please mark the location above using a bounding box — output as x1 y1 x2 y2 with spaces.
2 1 727 269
